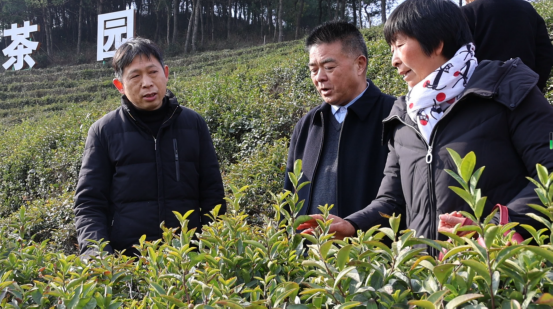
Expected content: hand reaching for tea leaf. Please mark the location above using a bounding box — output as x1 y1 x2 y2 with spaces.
297 214 356 240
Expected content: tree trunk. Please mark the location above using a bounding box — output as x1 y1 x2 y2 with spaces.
227 0 231 39
352 0 357 26
185 0 196 53
43 5 53 56
173 0 179 43
381 0 386 24
192 0 201 52
97 0 104 14
318 0 322 24
211 0 215 41
166 5 171 45
200 3 204 46
77 0 83 54
277 0 283 42
358 0 363 28
154 8 160 42
295 0 304 39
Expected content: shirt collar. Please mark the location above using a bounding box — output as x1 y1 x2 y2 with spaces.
331 81 370 115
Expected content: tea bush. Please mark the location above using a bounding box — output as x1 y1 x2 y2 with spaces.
1 156 553 308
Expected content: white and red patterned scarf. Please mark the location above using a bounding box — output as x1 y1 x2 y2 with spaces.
406 43 478 143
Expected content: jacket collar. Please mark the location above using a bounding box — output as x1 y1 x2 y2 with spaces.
312 78 383 125
384 58 538 125
121 89 180 119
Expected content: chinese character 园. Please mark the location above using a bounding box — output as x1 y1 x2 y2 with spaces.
97 9 135 61
2 21 39 70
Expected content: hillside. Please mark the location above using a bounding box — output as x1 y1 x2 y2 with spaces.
1 12 553 254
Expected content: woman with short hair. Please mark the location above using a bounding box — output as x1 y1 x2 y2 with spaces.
299 0 553 255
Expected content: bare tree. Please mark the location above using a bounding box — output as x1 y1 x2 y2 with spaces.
295 0 304 39
77 0 83 54
277 0 283 42
192 0 201 52
227 0 231 40
380 0 386 23
184 0 196 52
172 0 179 43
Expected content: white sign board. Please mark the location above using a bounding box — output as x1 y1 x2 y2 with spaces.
2 21 39 70
97 9 135 61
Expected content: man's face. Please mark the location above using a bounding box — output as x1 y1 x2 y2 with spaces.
308 41 367 106
113 55 169 111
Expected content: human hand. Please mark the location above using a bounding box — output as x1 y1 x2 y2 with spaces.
297 214 357 240
438 211 473 236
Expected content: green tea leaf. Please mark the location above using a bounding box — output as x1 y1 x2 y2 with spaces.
333 266 356 290
445 294 484 309
293 215 314 230
407 300 435 309
433 264 455 285
427 289 449 304
319 240 334 259
460 151 476 183
536 164 550 187
535 293 553 306
441 245 471 261
484 225 500 249
449 186 474 208
445 169 468 191
336 245 353 270
494 245 525 270
461 260 491 285
446 148 463 171
335 301 362 309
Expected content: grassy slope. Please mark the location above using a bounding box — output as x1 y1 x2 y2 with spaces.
0 0 552 253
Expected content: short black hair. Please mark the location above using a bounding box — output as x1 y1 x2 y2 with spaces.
112 37 164 79
306 21 368 60
384 0 473 59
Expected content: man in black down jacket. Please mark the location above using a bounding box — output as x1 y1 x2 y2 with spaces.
74 38 225 256
284 22 395 219
461 0 553 92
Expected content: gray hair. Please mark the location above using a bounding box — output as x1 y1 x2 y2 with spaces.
112 37 165 79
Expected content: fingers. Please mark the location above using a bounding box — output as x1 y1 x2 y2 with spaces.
296 214 325 230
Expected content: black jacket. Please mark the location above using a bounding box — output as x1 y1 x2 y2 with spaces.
284 80 395 217
347 59 553 250
461 0 553 91
74 91 225 256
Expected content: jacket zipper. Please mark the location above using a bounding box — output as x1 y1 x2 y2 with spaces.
173 139 180 182
306 111 325 215
383 115 440 243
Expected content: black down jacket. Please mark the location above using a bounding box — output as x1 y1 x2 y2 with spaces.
74 91 225 256
461 0 553 91
346 59 553 249
284 80 395 217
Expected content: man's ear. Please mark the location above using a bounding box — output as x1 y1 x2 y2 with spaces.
164 65 169 79
356 55 368 76
113 79 125 94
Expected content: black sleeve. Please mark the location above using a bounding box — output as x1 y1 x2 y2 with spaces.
284 121 301 193
534 15 553 91
505 87 553 237
345 138 406 231
197 116 226 225
74 124 114 256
